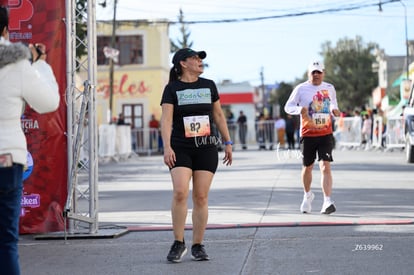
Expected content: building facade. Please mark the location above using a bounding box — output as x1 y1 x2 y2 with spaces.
80 20 170 129
373 48 413 114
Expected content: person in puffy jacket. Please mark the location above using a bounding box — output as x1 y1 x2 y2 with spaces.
0 6 59 275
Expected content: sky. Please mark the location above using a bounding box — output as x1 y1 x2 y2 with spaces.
96 0 414 86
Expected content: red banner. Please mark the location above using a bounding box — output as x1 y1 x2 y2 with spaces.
7 0 67 233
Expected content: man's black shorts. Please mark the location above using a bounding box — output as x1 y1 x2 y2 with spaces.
300 134 334 167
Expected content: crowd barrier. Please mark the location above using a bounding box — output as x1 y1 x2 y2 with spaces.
97 116 406 156
335 116 362 147
335 116 405 150
98 125 132 159
384 117 405 150
130 120 288 154
131 128 163 155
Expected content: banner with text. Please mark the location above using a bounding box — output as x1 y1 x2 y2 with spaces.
7 0 67 234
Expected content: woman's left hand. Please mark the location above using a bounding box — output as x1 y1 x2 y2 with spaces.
222 145 232 166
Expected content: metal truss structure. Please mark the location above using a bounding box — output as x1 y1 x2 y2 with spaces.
63 0 99 236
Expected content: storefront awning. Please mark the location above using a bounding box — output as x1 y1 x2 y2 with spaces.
392 74 405 87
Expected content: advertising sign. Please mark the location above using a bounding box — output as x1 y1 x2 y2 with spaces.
6 0 67 233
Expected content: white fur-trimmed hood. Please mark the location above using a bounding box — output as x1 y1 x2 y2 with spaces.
0 37 31 69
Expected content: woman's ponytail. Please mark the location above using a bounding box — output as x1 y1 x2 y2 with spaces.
168 65 181 84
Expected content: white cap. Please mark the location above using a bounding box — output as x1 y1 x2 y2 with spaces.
308 61 324 73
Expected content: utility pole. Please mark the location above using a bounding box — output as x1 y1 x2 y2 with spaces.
399 0 410 80
260 67 266 113
108 0 117 123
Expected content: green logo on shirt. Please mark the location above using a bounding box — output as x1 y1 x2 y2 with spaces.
177 88 211 105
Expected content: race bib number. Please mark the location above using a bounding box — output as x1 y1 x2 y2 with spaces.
312 113 330 128
183 115 211 137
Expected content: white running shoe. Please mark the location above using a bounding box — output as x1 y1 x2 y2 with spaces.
300 192 314 213
321 201 336 214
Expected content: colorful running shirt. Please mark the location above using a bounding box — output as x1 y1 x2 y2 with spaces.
160 77 220 148
284 81 338 137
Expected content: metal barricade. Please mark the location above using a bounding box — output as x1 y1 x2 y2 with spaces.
128 120 302 152
98 125 133 159
385 117 405 150
131 128 163 155
127 117 403 153
335 117 362 148
98 124 117 158
255 120 276 150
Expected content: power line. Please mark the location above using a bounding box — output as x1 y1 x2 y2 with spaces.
166 0 399 24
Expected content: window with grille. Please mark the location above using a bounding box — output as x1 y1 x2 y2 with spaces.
122 103 143 129
97 35 143 66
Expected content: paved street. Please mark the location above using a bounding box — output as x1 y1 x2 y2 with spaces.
19 148 414 274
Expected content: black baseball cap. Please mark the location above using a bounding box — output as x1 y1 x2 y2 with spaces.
172 48 206 66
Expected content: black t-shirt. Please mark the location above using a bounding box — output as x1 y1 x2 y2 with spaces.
160 77 220 148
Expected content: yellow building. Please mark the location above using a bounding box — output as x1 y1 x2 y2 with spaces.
85 20 171 128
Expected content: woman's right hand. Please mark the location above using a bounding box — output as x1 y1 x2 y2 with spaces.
163 147 176 169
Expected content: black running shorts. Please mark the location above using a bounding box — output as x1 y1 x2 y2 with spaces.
172 146 219 173
300 134 334 167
